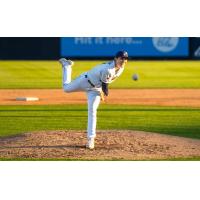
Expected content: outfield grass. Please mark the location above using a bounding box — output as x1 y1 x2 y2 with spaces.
0 104 200 139
0 60 200 89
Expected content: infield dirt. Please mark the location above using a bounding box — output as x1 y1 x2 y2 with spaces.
0 89 200 107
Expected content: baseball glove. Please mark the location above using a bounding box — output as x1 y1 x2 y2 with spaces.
102 82 109 96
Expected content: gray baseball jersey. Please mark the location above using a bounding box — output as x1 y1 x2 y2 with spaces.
87 61 124 87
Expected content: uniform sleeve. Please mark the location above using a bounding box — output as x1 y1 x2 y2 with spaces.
100 68 112 83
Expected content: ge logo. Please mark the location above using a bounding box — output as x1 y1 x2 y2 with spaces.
152 37 179 52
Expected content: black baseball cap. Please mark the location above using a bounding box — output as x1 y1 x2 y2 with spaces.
115 50 128 59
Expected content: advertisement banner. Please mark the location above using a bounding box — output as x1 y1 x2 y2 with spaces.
61 37 189 57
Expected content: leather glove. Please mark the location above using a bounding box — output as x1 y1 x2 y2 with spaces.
102 82 109 96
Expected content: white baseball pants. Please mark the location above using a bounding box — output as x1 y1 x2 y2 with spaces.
62 65 101 139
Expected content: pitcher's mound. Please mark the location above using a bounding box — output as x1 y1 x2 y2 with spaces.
0 130 200 160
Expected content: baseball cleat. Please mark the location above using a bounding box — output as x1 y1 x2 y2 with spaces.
59 58 74 67
86 138 95 150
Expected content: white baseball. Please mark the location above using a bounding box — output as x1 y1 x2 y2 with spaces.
132 74 139 81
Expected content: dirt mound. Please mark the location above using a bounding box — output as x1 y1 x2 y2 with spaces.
0 130 200 160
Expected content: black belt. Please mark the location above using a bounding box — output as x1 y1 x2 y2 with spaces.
85 75 95 87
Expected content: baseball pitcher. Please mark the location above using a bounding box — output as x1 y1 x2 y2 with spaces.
59 50 128 149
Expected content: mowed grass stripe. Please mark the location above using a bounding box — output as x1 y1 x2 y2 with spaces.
0 105 200 139
0 61 200 88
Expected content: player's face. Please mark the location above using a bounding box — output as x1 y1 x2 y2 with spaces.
115 57 128 67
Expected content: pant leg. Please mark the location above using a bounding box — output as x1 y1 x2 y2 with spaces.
87 91 101 139
63 65 72 85
62 66 89 92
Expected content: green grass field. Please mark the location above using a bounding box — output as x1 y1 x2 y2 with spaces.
0 105 200 139
0 60 200 89
0 60 200 161
0 60 200 139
